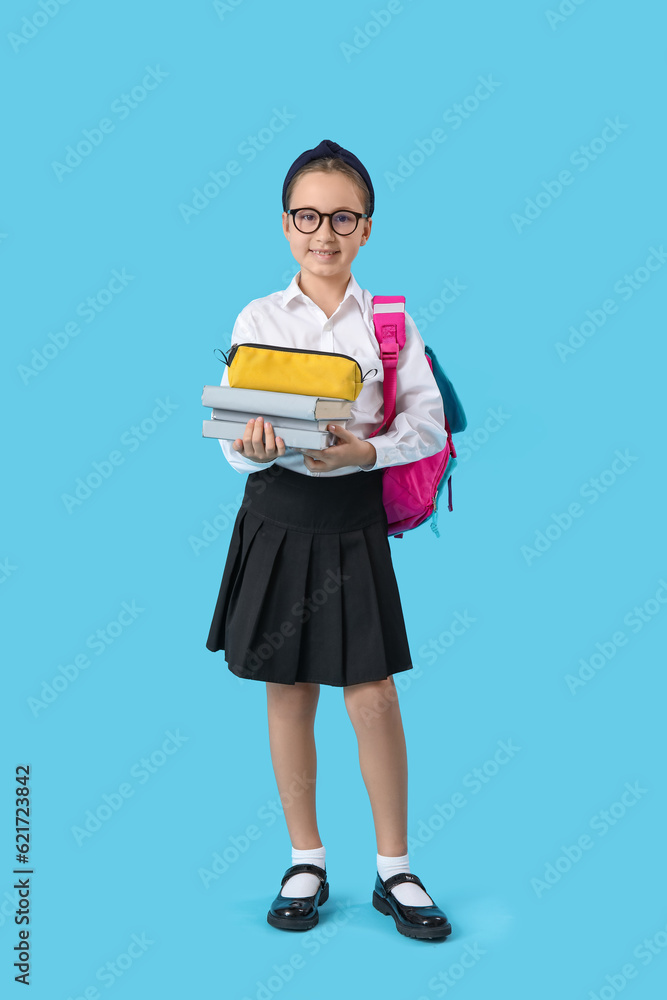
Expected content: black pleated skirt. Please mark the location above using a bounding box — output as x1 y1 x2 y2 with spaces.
205 464 414 686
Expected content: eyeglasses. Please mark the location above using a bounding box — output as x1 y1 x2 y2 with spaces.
286 207 369 236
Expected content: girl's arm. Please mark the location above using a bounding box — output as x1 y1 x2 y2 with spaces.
358 311 448 471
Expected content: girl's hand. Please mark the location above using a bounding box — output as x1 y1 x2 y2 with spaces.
232 417 287 463
300 424 376 472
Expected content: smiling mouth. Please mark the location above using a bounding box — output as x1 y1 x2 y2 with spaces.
310 249 339 256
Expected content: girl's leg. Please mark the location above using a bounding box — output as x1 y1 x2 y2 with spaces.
266 680 322 845
266 680 324 895
343 675 434 906
342 676 408 855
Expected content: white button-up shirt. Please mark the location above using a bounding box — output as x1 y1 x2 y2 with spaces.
217 271 447 478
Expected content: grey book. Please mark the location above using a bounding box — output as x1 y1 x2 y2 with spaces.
201 385 353 420
203 419 336 450
210 407 349 432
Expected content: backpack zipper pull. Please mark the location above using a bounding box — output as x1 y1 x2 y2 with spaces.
430 494 440 537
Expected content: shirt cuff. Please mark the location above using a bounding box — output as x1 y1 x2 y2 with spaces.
358 439 382 471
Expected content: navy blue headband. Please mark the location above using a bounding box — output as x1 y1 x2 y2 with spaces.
281 139 375 217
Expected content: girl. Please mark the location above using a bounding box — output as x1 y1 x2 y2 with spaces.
206 139 452 941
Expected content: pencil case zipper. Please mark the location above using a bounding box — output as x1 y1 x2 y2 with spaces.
224 342 376 382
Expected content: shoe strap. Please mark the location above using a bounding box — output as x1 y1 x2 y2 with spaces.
381 871 427 894
281 863 326 886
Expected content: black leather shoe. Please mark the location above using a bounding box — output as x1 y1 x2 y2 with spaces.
372 871 452 940
266 863 329 931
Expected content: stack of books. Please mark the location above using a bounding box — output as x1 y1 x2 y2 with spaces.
201 385 353 450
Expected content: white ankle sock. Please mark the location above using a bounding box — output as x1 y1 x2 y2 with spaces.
280 845 326 897
376 852 434 906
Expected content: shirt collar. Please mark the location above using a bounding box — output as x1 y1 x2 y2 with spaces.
282 270 366 313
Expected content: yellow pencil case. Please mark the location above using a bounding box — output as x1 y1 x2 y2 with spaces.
224 342 375 402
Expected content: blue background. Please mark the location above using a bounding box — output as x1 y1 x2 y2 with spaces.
3 1 666 997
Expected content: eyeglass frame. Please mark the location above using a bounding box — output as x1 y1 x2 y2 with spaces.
285 207 369 236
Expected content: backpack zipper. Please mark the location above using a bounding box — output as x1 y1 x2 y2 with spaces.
428 449 454 537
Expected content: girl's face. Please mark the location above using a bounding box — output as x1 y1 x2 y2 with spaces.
282 170 372 283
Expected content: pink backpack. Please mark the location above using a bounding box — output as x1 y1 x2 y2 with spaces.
368 295 458 539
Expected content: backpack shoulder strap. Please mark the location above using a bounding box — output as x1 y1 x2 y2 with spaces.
370 295 406 435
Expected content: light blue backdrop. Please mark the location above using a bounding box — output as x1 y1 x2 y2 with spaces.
3 1 666 998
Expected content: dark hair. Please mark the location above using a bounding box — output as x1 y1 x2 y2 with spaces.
284 157 372 217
